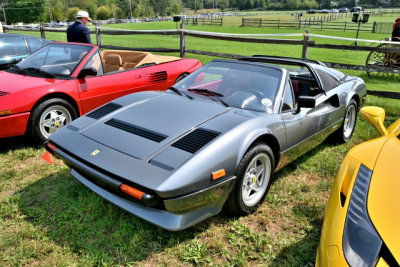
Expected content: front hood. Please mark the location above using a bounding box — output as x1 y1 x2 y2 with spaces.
81 92 230 160
0 71 63 94
367 136 400 263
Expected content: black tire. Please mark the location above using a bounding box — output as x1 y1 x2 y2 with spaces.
330 99 358 144
225 143 274 216
29 98 77 144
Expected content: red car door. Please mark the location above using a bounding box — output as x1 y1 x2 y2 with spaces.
75 52 147 114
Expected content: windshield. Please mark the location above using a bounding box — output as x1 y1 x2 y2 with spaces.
174 61 282 113
15 43 92 77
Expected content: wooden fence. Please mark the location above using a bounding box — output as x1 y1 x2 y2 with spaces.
2 24 400 99
184 17 223 26
242 18 376 32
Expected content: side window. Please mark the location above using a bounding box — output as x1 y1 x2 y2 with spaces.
84 52 104 76
0 36 28 57
281 80 295 112
27 38 42 52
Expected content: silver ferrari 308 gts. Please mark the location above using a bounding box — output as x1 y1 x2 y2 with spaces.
46 56 367 230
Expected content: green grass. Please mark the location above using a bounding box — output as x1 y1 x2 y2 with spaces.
2 17 400 266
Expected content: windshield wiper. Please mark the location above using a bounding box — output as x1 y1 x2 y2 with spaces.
10 65 26 75
188 88 224 97
168 86 193 100
188 88 229 107
24 67 55 78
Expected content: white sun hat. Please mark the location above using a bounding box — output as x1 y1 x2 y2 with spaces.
76 10 91 20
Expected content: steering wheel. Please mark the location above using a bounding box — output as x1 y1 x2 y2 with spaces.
242 88 266 100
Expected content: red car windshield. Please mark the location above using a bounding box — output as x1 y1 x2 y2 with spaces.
16 43 92 78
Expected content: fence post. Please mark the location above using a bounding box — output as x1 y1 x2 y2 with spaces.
96 26 102 47
180 22 186 58
301 30 309 59
278 19 280 29
344 21 346 32
259 18 262 27
321 20 323 30
40 24 46 39
299 19 301 29
242 18 244 27
372 21 376 33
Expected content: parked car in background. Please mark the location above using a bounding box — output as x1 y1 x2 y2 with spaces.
319 9 330 13
0 42 201 143
0 33 51 70
317 106 400 266
307 9 317 14
350 6 364 12
45 56 366 230
331 9 339 13
339 7 349 13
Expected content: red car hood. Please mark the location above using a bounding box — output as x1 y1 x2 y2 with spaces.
0 71 65 93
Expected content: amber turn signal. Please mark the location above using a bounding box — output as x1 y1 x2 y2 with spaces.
120 184 145 200
212 169 226 180
46 142 58 152
0 110 11 116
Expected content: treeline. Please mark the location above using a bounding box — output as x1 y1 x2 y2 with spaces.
183 0 400 10
2 0 399 24
1 0 182 24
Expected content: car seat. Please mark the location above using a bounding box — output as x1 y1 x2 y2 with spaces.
104 54 123 73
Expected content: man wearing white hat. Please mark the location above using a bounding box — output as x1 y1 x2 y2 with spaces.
66 10 92 44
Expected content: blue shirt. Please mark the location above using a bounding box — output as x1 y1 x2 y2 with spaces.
66 20 92 44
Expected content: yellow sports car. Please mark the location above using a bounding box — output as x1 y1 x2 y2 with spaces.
316 106 400 266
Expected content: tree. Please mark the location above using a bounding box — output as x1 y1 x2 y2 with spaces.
49 0 67 21
96 5 112 19
286 0 301 9
66 7 80 21
218 0 229 10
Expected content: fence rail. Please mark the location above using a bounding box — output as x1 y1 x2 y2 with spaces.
242 18 375 32
184 17 222 26
2 24 400 99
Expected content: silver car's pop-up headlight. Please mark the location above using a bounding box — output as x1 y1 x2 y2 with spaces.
343 164 382 266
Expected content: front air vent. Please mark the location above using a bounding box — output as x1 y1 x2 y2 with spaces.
0 91 10 97
147 71 167 84
105 118 167 143
172 128 220 154
86 103 122 119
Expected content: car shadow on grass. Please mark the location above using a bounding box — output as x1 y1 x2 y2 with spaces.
270 220 321 266
15 168 222 264
0 136 34 152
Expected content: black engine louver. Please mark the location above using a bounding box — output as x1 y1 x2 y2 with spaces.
147 71 167 84
86 103 122 119
0 91 10 97
172 128 220 154
105 118 167 143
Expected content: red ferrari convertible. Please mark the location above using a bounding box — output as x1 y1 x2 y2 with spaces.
0 42 201 143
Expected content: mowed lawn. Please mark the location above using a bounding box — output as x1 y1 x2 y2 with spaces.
1 16 400 265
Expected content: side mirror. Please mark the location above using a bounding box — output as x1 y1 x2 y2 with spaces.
360 106 387 136
77 67 97 79
294 96 316 114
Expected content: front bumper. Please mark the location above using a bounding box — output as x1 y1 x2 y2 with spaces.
0 112 30 138
50 145 236 231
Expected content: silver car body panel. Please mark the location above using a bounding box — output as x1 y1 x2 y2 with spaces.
48 58 367 230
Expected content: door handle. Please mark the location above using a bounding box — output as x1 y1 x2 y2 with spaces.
135 75 142 79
